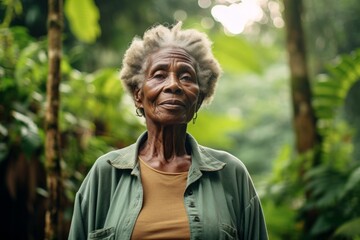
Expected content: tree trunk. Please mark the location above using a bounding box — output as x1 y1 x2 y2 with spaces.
283 0 319 153
45 0 63 239
283 0 321 236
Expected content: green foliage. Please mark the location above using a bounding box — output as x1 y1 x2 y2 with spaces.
303 162 360 237
0 0 22 27
60 65 145 164
0 24 144 209
64 0 101 43
313 50 360 127
206 62 293 175
334 217 360 239
0 27 43 163
59 59 145 202
264 49 360 240
212 34 267 74
303 162 360 239
261 198 300 240
188 110 243 149
305 0 360 77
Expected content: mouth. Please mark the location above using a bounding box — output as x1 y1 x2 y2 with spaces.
160 99 186 107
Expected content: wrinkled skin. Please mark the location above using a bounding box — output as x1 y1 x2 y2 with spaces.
134 47 203 172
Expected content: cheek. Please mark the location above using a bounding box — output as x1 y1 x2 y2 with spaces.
186 86 200 103
143 82 163 103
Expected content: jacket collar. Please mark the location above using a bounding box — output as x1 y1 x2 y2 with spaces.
108 132 226 173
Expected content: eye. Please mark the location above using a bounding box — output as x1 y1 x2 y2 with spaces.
179 72 193 81
153 70 167 80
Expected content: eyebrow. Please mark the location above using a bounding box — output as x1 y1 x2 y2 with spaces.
150 63 169 71
150 62 195 72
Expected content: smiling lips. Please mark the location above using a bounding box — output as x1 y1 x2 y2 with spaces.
160 99 186 108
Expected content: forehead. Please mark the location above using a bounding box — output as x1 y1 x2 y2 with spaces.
146 47 196 69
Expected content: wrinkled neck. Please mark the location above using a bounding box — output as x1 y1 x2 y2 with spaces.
141 123 189 161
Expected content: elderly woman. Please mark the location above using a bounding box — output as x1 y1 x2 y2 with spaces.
68 23 268 240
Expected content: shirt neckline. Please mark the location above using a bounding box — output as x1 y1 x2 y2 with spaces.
138 156 189 176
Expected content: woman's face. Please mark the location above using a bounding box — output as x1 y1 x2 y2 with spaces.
135 47 202 125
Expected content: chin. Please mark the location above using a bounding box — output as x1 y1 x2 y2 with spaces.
157 117 189 126
162 120 188 126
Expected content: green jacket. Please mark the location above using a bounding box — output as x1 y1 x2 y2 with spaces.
68 132 268 240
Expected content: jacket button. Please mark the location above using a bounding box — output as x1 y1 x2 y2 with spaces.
194 216 200 222
189 202 195 208
188 190 193 195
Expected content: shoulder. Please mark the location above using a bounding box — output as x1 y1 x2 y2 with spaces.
91 143 136 172
78 145 135 193
93 149 123 168
199 145 248 173
199 145 258 196
87 150 121 175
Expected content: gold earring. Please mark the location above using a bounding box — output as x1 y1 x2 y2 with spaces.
136 108 143 117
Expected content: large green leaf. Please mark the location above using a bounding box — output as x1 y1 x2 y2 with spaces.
313 49 360 125
343 165 360 196
334 217 360 238
64 0 100 43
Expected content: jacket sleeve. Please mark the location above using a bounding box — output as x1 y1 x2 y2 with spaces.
67 155 120 239
68 192 87 240
243 195 268 240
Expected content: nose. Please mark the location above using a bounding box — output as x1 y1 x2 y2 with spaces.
164 73 183 94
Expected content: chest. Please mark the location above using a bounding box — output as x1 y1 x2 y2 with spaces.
101 172 241 240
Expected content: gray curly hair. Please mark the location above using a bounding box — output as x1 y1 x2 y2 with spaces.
119 22 221 105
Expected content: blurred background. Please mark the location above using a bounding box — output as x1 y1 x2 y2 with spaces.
1 0 359 239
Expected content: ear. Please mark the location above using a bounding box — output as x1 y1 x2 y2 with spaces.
196 93 205 111
134 88 143 108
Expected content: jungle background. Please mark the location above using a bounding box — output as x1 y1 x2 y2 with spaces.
1 0 360 239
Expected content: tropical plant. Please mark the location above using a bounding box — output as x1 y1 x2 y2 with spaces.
265 49 360 240
307 49 360 239
0 24 48 239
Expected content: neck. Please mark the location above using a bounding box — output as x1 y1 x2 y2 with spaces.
141 123 188 161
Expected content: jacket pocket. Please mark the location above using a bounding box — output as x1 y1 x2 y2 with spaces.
88 227 115 240
219 223 237 240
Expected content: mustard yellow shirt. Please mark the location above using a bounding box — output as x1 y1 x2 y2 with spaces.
131 157 190 239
